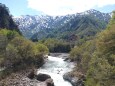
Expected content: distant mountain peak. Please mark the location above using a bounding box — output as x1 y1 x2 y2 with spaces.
13 9 111 39
87 9 100 12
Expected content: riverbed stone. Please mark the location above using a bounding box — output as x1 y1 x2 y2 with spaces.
27 70 35 79
45 78 54 86
63 72 85 86
36 73 51 81
63 57 69 61
0 69 48 86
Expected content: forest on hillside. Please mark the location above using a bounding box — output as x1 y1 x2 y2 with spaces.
0 3 49 81
70 11 115 86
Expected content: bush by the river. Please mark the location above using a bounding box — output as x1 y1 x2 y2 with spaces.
70 11 115 86
0 29 49 80
38 38 71 53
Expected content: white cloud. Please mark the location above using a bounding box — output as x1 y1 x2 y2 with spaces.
27 0 115 16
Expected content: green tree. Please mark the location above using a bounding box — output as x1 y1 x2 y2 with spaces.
36 43 49 55
0 29 20 41
70 40 95 73
0 3 21 34
43 38 71 52
86 11 115 86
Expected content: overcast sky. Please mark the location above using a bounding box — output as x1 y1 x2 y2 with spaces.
0 0 115 16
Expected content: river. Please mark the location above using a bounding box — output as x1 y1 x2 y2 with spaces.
37 54 74 86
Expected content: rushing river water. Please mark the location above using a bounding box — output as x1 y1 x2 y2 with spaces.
37 54 74 86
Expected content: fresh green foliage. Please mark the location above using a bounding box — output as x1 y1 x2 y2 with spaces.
0 4 49 80
0 29 20 40
39 38 71 53
0 29 49 79
70 39 95 73
108 11 115 28
70 11 115 86
36 43 49 54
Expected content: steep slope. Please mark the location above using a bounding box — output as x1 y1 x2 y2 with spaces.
14 9 111 40
69 11 115 86
0 3 20 33
56 14 107 39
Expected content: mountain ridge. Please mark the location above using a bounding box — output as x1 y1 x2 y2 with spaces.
13 9 112 40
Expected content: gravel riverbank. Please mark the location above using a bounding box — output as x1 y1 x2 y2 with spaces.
0 68 47 86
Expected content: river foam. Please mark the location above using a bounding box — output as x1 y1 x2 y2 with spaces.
37 55 74 86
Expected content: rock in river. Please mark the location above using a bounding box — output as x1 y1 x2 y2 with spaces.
36 73 51 81
45 78 54 86
63 72 85 86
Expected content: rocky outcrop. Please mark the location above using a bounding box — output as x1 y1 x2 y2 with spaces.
63 72 85 86
0 69 46 86
0 68 54 86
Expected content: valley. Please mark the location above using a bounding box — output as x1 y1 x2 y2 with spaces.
0 2 115 86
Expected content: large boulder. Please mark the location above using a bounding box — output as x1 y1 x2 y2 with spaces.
63 72 85 86
28 70 35 79
36 73 51 81
27 69 38 79
28 71 55 86
45 78 54 86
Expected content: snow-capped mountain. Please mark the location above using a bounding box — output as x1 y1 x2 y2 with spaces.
13 9 111 39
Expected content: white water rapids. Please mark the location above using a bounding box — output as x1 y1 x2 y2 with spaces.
37 54 74 86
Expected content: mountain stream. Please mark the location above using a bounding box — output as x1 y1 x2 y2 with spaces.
37 54 74 86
